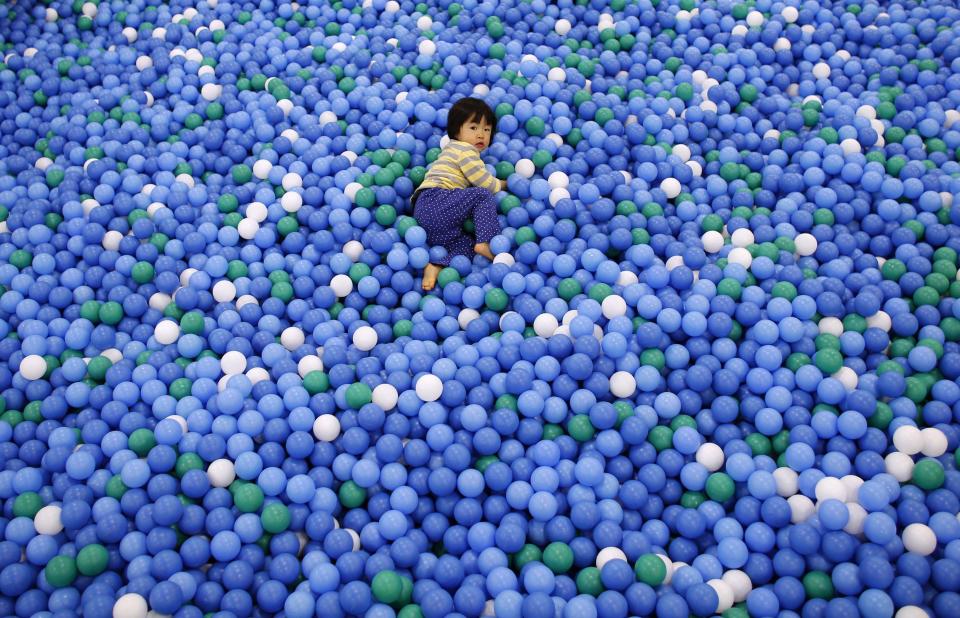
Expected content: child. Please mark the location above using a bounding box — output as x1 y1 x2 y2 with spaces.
411 97 506 291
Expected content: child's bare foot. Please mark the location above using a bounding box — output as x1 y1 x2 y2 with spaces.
422 263 442 291
474 243 494 260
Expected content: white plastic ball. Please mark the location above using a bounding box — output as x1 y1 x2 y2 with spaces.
722 570 752 603
313 415 341 441
515 159 535 178
246 202 268 222
221 351 247 375
834 366 858 390
773 468 800 498
782 6 799 22
458 308 480 329
595 547 628 569
671 144 691 162
200 83 222 101
696 443 725 472
136 55 153 71
840 475 864 502
180 268 198 287
617 271 639 286
297 355 323 377
946 110 960 129
660 178 681 198
708 579 735 613
102 230 123 251
812 62 831 80
35 157 53 171
330 274 353 297
731 24 748 37
840 138 861 155
493 253 515 266
418 40 436 56
774 38 792 52
815 477 848 503
212 280 236 303
245 367 269 384
237 218 259 240
281 191 302 213
319 111 338 125
236 295 258 309
555 19 571 35
344 182 363 201
549 187 570 206
207 459 235 487
154 321 180 345
113 593 148 618
548 171 569 188
844 503 867 535
253 160 272 179
280 172 303 191
34 505 64 535
601 295 627 319
746 10 764 27
149 293 171 311
920 428 948 457
657 554 674 584
547 67 566 82
609 372 636 398
343 241 364 262
46 8 59 22
665 255 684 271
372 384 399 411
353 326 378 351
731 228 754 248
903 523 937 556
281 327 305 351
701 231 725 253
885 451 916 482
893 425 923 455
818 317 844 336
794 233 817 256
100 349 121 364
416 374 443 402
534 313 559 338
727 247 753 268
788 494 815 523
20 355 47 380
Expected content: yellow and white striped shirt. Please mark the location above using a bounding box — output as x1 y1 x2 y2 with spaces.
413 140 501 205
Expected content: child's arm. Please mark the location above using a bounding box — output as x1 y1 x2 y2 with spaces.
456 147 501 193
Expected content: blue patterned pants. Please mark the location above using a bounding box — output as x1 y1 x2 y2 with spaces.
413 187 501 266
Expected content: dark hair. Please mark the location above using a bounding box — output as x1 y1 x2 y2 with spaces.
446 97 498 141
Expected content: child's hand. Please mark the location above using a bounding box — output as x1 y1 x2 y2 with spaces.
498 179 507 193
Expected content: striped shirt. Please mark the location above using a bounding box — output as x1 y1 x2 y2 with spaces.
413 140 501 205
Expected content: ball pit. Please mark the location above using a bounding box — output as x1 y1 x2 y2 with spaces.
3 0 960 617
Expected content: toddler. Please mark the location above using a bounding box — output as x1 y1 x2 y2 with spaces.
411 97 506 291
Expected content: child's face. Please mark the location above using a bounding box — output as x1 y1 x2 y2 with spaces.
456 116 493 151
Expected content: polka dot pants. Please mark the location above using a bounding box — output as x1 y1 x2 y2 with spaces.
413 187 501 266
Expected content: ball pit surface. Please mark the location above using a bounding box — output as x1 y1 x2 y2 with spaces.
2 0 960 617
